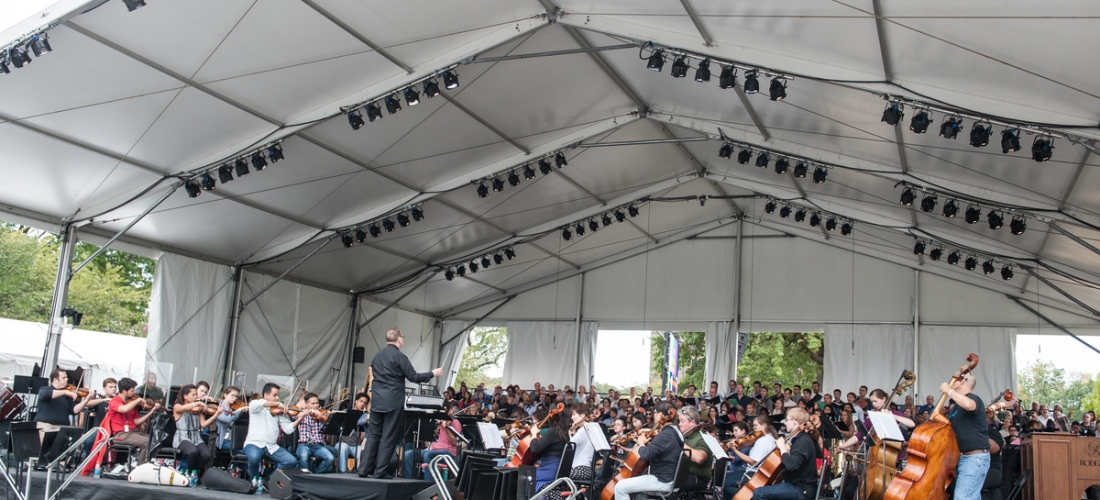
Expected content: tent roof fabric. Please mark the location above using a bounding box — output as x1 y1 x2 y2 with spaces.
2 0 1100 319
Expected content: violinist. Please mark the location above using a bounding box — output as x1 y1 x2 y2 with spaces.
750 408 817 500
613 401 682 500
941 372 989 500
243 383 305 485
680 407 714 492
402 401 460 479
34 368 94 429
721 422 753 498
723 415 778 500
567 402 595 483
82 378 117 456
527 404 571 493
215 386 245 452
172 383 223 480
296 393 335 473
838 389 915 450
106 377 162 464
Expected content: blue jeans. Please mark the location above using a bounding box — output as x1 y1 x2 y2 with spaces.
723 466 750 500
752 481 810 500
402 448 454 479
337 443 358 473
243 444 297 478
297 443 335 473
954 452 990 500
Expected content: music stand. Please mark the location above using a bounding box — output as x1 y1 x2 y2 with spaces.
13 376 48 395
818 415 844 441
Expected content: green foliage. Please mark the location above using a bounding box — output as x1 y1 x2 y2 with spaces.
737 332 824 388
1082 377 1100 415
650 331 707 392
1017 360 1095 415
454 327 507 388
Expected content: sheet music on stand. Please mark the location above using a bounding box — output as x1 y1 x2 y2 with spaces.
583 422 610 452
476 422 504 450
868 412 905 442
700 433 727 459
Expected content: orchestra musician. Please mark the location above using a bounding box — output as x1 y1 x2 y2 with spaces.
297 393 336 473
679 406 714 492
613 401 683 500
106 377 162 464
80 378 117 456
723 415 778 500
337 393 369 473
135 371 165 402
402 401 460 479
215 386 245 452
527 404 571 493
750 408 818 500
243 383 306 486
838 389 916 450
172 383 222 480
567 402 596 483
34 368 94 431
940 373 989 500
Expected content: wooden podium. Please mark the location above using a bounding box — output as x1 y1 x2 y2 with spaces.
1021 432 1100 500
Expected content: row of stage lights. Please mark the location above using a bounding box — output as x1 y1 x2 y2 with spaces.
443 247 517 281
718 143 829 184
561 204 641 241
881 102 1055 162
339 205 426 247
763 200 854 236
642 43 791 101
183 143 284 198
1 0 145 74
898 187 1027 235
913 239 1014 280
475 152 568 198
345 69 460 130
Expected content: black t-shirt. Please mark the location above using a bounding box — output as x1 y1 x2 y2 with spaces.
529 428 568 458
91 401 110 427
948 393 988 453
987 425 1004 471
34 385 75 426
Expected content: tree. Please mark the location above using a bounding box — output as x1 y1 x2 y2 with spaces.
1017 360 1095 415
1082 378 1100 415
454 327 507 388
736 332 824 389
650 331 707 393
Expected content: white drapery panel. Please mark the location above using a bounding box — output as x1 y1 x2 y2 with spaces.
502 321 579 388
353 299 437 394
823 324 914 397
438 320 471 393
918 326 1016 402
704 321 737 387
576 322 599 389
147 253 234 387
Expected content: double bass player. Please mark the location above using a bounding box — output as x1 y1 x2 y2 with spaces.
940 372 989 500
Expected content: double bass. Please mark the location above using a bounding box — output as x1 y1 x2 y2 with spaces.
733 416 821 500
884 353 978 500
600 408 678 500
862 370 916 500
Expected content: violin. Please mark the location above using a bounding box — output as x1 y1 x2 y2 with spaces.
722 430 764 451
124 393 157 411
313 409 331 422
64 385 91 399
270 405 303 417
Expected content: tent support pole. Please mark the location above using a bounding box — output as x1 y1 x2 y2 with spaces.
573 273 585 389
72 183 179 276
342 296 360 395
1009 296 1100 357
41 222 77 373
913 269 920 397
732 216 743 382
222 266 244 389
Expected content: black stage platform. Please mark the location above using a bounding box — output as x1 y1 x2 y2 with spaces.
8 471 434 500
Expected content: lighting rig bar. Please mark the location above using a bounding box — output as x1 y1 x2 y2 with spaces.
441 246 518 281
472 150 572 198
911 237 1016 280
895 181 1029 235
340 64 462 130
558 199 646 242
0 27 55 74
761 198 855 235
337 203 427 248
179 141 285 198
715 128 830 183
639 41 793 100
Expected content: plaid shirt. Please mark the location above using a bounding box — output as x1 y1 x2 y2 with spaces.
298 415 325 445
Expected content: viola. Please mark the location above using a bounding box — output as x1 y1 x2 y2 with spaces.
863 370 916 500
733 417 820 500
507 402 564 468
885 353 978 500
600 408 678 500
723 430 764 452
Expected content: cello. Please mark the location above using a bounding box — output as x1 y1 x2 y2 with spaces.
507 402 564 467
884 353 978 500
733 415 821 500
600 408 678 500
862 370 916 500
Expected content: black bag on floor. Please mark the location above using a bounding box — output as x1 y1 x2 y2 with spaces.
202 468 256 494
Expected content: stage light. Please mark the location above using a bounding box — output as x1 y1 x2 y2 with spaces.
987 210 1004 230
718 65 736 89
929 248 942 261
504 247 516 260
1010 216 1026 235
267 144 284 163
647 49 666 72
411 206 424 222
628 205 640 217
942 199 958 218
184 179 201 198
508 170 520 187
602 214 613 227
1001 265 1013 280
200 173 216 190
970 122 991 147
939 117 962 139
382 218 395 232
743 70 760 94
251 152 267 171
397 212 411 227
947 251 960 265
562 227 572 240
456 265 465 277
469 261 478 273
825 217 837 231
423 79 440 98
774 158 789 174
482 256 492 269
404 87 420 106
793 162 808 178
982 260 995 275
1031 137 1053 162
965 256 977 271
780 206 792 218
445 269 455 281
9 46 30 68
0 61 8 74
523 164 536 180
539 159 553 175
794 209 806 223
442 70 459 89
615 210 626 223
718 143 734 159
355 228 367 243
28 34 51 57
218 165 234 183
555 152 568 168
909 110 931 134
1001 129 1021 154
899 189 916 206
494 253 504 265
764 201 777 214
920 194 937 213
476 182 488 198
694 58 711 82
769 78 786 101
809 213 821 227
589 219 599 232
881 103 903 126
913 241 925 255
341 232 354 248
812 167 828 184
492 176 504 192
965 205 981 224
369 224 381 238
366 102 383 122
737 149 752 164
575 223 585 236
841 222 853 236
385 94 402 114
123 0 146 11
755 152 769 168
348 111 365 130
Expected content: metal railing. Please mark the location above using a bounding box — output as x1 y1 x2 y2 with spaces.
427 453 460 500
530 477 579 500
43 427 110 500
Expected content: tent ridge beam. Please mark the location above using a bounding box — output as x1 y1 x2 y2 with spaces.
355 271 438 330
300 0 414 74
439 93 530 155
679 0 715 47
733 87 771 141
1009 296 1100 357
1022 267 1100 317
871 0 894 81
470 43 637 63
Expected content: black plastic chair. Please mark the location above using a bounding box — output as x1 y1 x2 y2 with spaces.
1005 469 1029 500
813 453 832 499
641 450 692 500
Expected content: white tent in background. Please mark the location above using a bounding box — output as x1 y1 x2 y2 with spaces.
0 318 147 390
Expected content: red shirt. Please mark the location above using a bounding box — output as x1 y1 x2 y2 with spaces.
106 396 140 434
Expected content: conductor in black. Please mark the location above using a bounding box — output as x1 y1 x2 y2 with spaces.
359 328 443 478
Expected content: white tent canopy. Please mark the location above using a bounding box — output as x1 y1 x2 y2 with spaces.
0 317 146 389
4 0 1100 397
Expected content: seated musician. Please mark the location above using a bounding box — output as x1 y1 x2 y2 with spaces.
680 407 714 491
81 378 117 456
297 393 336 473
215 386 245 452
106 377 161 464
750 408 818 500
613 401 683 500
34 368 94 431
568 402 596 483
402 402 460 479
723 415 778 500
527 405 571 493
243 383 306 485
838 388 915 450
337 393 369 473
135 371 165 402
172 383 223 480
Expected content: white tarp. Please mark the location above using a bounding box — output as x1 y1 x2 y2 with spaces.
502 321 580 389
437 320 471 393
823 324 914 398
353 298 438 394
0 317 146 390
576 321 599 389
918 326 1017 403
704 321 737 388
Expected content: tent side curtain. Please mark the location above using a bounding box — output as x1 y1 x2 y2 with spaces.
577 321 598 390
704 321 736 388
502 321 584 389
823 324 914 398
437 320 471 393
918 326 1016 402
146 253 234 388
353 297 438 395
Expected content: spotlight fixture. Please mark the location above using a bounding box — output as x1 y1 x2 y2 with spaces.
1001 129 1021 154
469 261 478 273
341 232 354 248
628 205 640 217
508 170 520 187
539 159 553 176
504 247 516 260
1001 265 1013 281
809 213 821 227
403 87 420 106
1009 216 1026 235
397 212 411 227
8 46 30 68
909 110 931 134
964 256 977 271
348 111 365 130
614 210 626 223
929 248 942 261
382 217 395 232
442 70 460 89
986 210 1004 230
365 102 383 122
899 188 916 206
964 205 981 224
780 206 792 218
251 151 267 171
423 79 441 98
523 163 536 180
218 165 234 183
755 152 769 168
369 223 381 238
476 182 488 198
0 61 8 74
123 0 146 11
920 194 937 213
841 221 853 236
969 122 992 147
718 65 736 89
718 143 734 159
491 176 504 192
774 158 789 174
234 158 249 176
982 260 995 275
939 117 963 140
355 228 367 243
456 265 465 277
602 214 613 227
1031 136 1054 162
812 167 828 184
588 219 599 232
794 209 806 223
28 34 51 57
647 49 666 72
947 251 960 265
825 217 837 231
694 58 710 82
764 201 777 214
562 228 572 240
737 149 752 165
743 70 760 94
575 223 586 236
768 78 787 101
942 199 958 218
481 256 491 268
555 152 568 168
445 268 455 281
384 94 402 114
267 144 284 163
411 206 424 222
913 241 925 255
881 103 903 126
793 162 808 178
200 173 216 190
494 253 504 265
